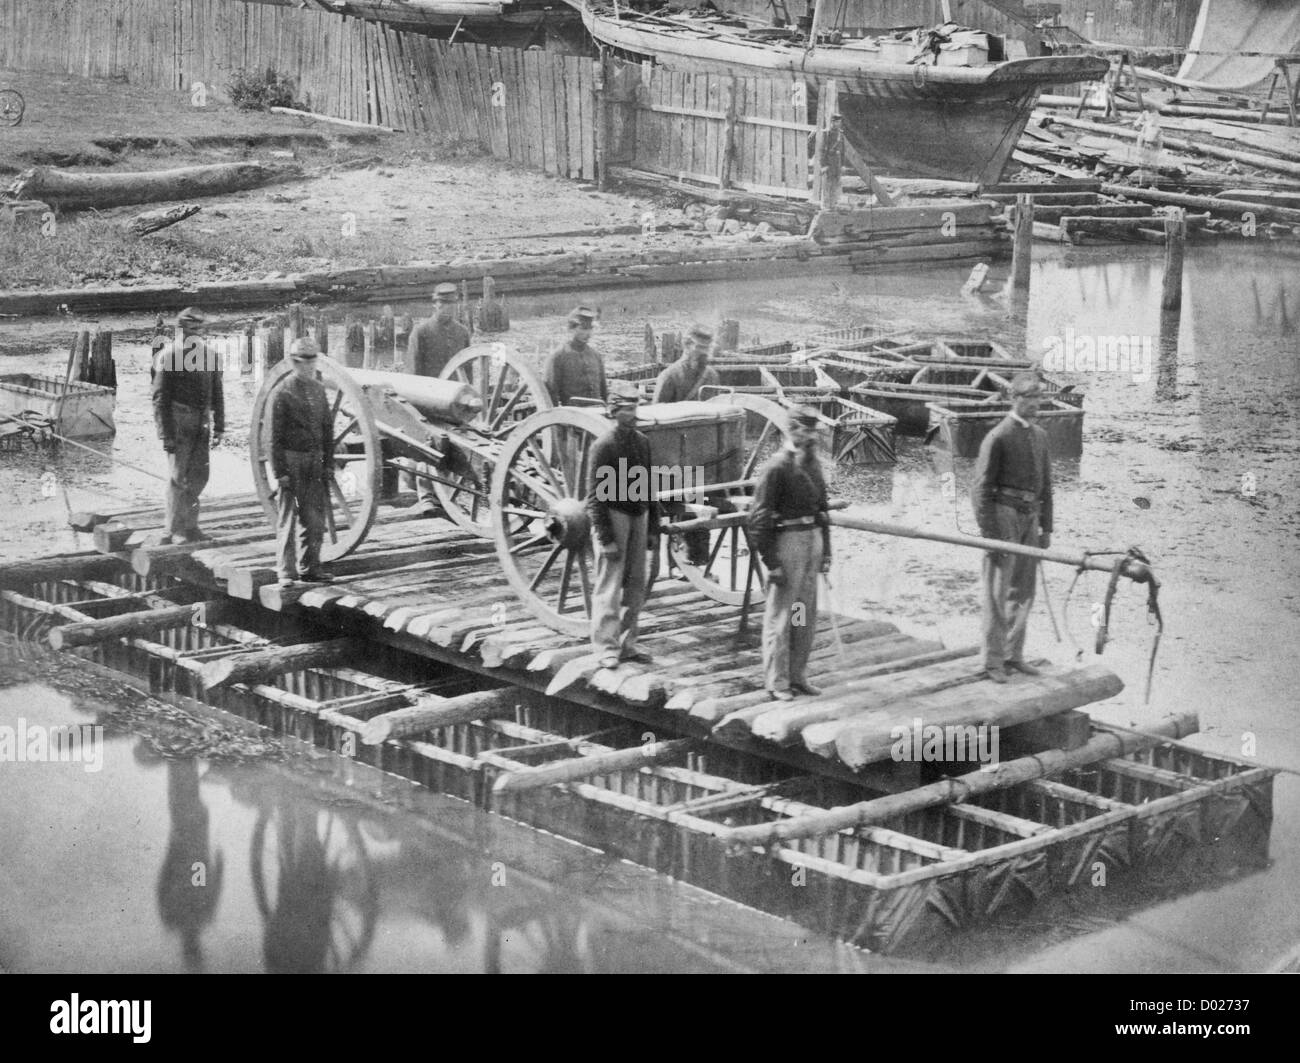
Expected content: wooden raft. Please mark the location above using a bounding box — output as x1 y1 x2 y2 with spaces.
41 493 1130 782
0 546 1277 956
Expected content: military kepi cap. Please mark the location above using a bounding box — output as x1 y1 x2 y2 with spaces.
433 282 459 302
608 381 641 409
688 323 715 342
1009 372 1045 397
568 305 597 327
177 306 207 327
289 337 320 360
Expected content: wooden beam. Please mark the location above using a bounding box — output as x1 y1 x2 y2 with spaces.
492 738 694 795
199 637 363 690
720 712 1199 849
0 552 124 588
360 687 522 745
47 600 229 650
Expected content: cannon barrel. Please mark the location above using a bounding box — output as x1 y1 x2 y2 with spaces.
349 368 483 425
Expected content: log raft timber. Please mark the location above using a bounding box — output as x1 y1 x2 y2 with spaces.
0 494 1277 954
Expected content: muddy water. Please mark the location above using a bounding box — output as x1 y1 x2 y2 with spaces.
1 241 1298 971
0 681 906 974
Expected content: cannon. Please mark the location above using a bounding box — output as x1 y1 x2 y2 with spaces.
250 347 804 635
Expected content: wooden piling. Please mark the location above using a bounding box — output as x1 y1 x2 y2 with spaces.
814 80 842 212
344 317 365 368
286 302 305 342
314 311 330 354
363 320 377 370
264 317 285 368
395 314 413 355
717 319 740 353
377 305 395 364
1162 208 1186 311
1011 193 1034 293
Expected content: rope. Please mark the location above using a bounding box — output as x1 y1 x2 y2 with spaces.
0 411 170 484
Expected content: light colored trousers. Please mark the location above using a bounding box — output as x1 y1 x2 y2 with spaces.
164 404 210 538
981 502 1040 670
276 450 328 580
590 508 649 657
763 528 823 693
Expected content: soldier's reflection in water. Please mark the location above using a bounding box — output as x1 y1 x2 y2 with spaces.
146 748 225 972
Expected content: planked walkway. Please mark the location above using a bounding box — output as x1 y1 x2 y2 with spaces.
54 494 1125 785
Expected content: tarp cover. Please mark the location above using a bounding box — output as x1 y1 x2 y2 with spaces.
1177 0 1300 92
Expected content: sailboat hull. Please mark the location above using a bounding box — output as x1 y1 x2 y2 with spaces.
582 9 1107 184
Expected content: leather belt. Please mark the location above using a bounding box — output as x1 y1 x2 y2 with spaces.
776 515 820 529
995 486 1038 504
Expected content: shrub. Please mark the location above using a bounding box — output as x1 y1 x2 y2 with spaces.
227 67 301 111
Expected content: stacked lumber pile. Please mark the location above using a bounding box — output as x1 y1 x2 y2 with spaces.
807 201 1002 266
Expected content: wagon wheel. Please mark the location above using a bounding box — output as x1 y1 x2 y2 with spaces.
662 393 800 606
491 407 610 636
0 89 23 127
250 805 378 974
434 343 552 537
250 357 382 562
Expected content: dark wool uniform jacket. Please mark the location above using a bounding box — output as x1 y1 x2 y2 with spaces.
544 342 607 407
652 359 720 403
747 448 831 568
270 374 333 479
407 318 470 379
971 414 1054 536
586 425 662 546
151 339 225 445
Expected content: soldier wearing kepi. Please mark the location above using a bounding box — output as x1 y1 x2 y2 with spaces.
151 306 224 544
544 306 608 407
587 381 660 669
652 323 720 403
654 323 722 567
405 282 471 514
972 372 1054 683
271 338 336 588
748 406 832 701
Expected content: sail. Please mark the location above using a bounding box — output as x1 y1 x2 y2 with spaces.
1177 0 1300 92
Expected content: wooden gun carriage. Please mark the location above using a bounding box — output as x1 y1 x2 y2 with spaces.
251 347 807 636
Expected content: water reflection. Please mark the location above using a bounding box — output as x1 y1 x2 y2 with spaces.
149 747 226 971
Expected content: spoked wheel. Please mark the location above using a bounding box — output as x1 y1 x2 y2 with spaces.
491 407 609 636
250 357 382 562
434 344 552 537
664 393 797 605
250 806 378 974
0 89 23 127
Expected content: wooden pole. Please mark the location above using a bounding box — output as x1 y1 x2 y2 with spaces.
264 317 285 368
199 637 363 689
360 687 523 744
720 712 1199 848
814 79 841 211
377 305 395 364
344 317 365 369
1011 193 1033 294
595 46 611 192
719 77 739 191
492 738 694 794
1161 208 1186 311
363 320 377 370
287 302 305 343
314 311 330 354
47 601 229 650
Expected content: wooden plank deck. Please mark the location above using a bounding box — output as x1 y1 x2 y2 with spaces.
10 492 1134 791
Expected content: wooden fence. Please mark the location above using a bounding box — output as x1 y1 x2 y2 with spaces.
0 0 819 197
623 67 813 198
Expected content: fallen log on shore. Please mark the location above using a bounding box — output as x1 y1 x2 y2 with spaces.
7 162 298 210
